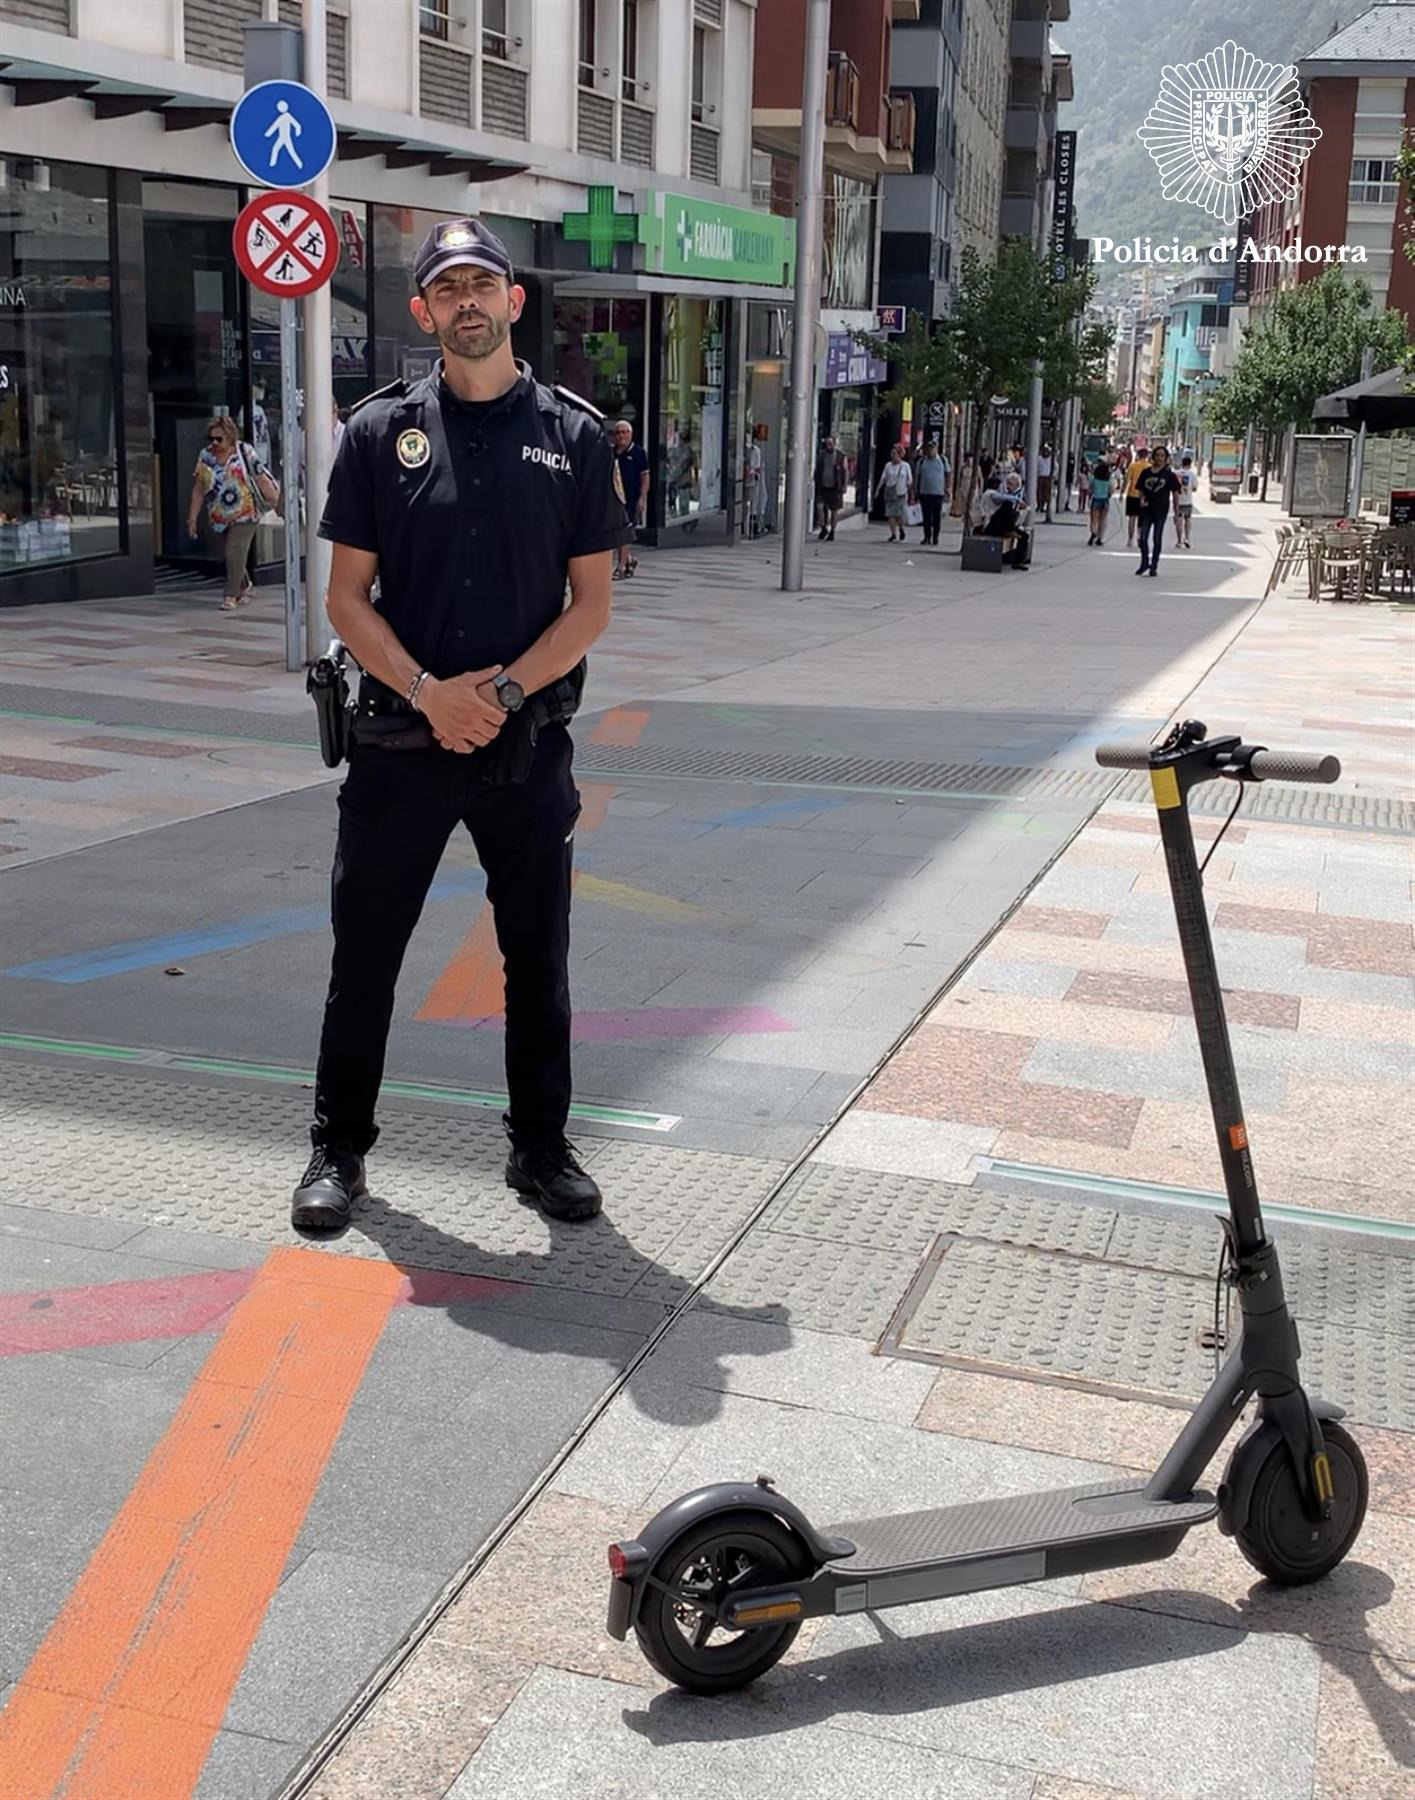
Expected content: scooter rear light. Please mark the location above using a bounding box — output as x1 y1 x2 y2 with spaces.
607 1543 629 1579
608 1541 647 1580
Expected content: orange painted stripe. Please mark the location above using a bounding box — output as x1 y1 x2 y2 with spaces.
416 780 617 1024
588 706 651 748
0 1247 404 1800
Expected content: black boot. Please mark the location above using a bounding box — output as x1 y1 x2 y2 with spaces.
291 1144 366 1232
506 1128 603 1221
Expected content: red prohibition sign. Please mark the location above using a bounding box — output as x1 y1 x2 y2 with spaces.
233 189 340 298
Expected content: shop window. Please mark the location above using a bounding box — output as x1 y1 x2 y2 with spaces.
661 295 724 519
1 158 122 574
553 296 646 428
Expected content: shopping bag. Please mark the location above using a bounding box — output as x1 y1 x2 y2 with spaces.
904 501 923 527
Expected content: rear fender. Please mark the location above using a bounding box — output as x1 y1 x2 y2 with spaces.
606 1481 851 1639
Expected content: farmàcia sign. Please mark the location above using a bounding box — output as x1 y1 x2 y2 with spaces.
640 191 796 287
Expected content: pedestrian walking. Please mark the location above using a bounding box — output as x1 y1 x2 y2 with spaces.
1135 444 1181 578
1087 459 1111 544
185 415 277 611
1123 446 1150 548
813 437 848 540
1077 457 1092 516
915 441 950 545
1176 453 1198 547
290 216 633 1233
610 419 649 578
875 444 914 542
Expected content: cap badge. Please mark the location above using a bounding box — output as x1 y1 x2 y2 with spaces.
396 428 431 469
438 224 475 248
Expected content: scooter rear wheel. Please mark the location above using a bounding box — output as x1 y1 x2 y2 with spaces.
1235 1421 1368 1585
633 1511 809 1694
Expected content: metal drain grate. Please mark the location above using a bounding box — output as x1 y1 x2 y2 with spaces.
3 681 1407 834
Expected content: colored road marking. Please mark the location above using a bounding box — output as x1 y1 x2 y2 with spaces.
0 1263 523 1359
574 872 711 922
588 706 651 748
0 1034 681 1131
0 1247 405 1800
3 871 484 985
707 794 856 829
441 1004 794 1042
0 1267 256 1357
416 783 616 1024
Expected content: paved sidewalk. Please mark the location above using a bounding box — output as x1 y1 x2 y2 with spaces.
2 501 1410 1799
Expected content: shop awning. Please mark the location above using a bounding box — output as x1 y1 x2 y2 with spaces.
553 273 797 304
0 64 527 182
1313 366 1415 431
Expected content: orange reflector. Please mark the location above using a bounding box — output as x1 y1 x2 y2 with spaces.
733 1601 803 1625
1229 1123 1249 1151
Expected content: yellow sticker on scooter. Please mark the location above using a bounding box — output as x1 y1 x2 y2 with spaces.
1150 767 1181 810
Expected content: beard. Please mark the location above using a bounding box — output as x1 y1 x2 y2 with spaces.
438 307 511 362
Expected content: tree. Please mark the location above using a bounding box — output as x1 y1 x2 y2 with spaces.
1204 267 1410 438
1397 128 1415 265
1079 380 1122 431
855 240 1111 526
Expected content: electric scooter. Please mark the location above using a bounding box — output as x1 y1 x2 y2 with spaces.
606 722 1369 1694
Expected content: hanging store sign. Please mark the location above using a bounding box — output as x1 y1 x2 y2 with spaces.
639 192 795 287
1049 130 1077 282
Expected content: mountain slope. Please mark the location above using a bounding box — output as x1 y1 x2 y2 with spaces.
1062 0 1374 250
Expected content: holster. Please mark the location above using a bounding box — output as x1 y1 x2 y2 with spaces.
306 641 353 768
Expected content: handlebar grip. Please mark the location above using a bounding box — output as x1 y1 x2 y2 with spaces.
1247 748 1341 785
1094 742 1157 770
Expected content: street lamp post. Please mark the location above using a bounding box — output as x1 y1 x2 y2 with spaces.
781 0 830 593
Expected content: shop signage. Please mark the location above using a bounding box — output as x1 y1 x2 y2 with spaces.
230 79 337 189
640 192 795 287
1049 130 1076 282
875 304 907 332
1390 490 1415 526
562 186 640 271
233 190 340 298
823 333 886 390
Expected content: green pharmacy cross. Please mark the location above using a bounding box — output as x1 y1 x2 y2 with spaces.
562 187 640 270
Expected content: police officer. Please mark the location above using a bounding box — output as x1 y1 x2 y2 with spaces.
291 217 634 1233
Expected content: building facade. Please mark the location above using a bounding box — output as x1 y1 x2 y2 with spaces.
1246 4 1415 326
1 0 795 604
1000 0 1071 250
954 0 1008 264
880 0 962 325
750 0 912 512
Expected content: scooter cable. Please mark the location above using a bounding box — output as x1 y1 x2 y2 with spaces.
1199 783 1246 875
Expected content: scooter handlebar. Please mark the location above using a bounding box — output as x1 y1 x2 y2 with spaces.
1094 742 1158 770
1246 748 1341 785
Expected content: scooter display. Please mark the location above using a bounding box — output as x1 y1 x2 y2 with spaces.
606 722 1369 1694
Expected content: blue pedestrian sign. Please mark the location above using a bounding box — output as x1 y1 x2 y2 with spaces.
230 80 336 189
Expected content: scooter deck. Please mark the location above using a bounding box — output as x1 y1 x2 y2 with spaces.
824 1480 1216 1605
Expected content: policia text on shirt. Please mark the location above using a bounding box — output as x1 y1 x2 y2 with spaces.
291 218 634 1234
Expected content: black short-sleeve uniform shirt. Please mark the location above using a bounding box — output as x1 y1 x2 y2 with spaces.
1136 465 1181 515
319 361 634 677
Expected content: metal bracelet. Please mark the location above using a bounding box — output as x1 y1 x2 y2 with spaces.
406 670 431 711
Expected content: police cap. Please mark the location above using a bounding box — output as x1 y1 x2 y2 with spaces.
413 218 514 290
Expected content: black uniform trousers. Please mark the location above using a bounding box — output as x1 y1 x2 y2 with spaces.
312 724 579 1155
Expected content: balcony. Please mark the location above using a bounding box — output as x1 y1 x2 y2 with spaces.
891 0 922 16
1000 192 1038 241
825 52 861 133
1005 103 1046 158
1009 17 1050 64
885 92 915 168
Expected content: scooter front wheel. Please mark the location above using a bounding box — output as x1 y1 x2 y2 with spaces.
1234 1421 1368 1585
633 1511 809 1694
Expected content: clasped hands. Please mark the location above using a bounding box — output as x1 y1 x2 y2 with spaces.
417 666 507 755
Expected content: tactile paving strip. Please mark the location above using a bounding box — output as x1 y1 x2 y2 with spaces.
0 1058 783 1301
896 1238 1413 1430
4 680 1405 831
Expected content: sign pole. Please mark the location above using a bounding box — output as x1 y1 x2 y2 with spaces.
781 0 830 593
1348 345 1374 518
280 297 304 672
302 0 333 660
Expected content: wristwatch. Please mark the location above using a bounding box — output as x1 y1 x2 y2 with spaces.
492 673 525 713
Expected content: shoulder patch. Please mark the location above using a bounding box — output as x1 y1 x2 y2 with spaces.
552 384 606 423
350 378 408 415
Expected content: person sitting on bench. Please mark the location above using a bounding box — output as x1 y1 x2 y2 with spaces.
976 471 1032 568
